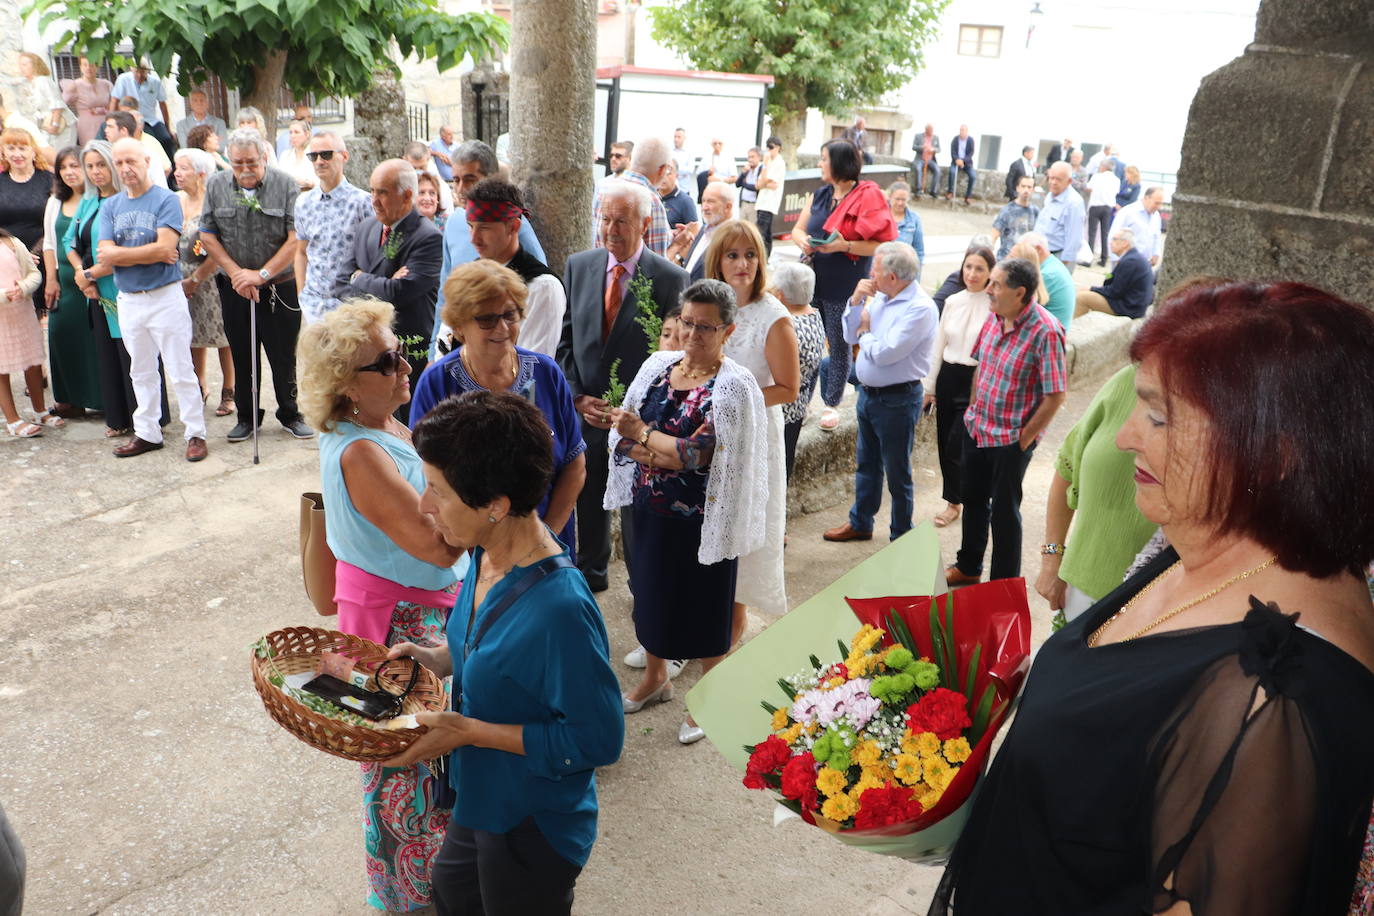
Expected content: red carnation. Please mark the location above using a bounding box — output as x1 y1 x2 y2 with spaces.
828 662 849 681
742 735 792 790
906 687 971 740
779 752 817 801
854 785 925 830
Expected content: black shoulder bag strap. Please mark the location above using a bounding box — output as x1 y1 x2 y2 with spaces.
432 550 575 808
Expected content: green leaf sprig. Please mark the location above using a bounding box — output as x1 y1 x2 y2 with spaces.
381 228 405 260
601 272 663 407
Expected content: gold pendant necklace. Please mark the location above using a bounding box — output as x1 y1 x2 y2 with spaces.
677 359 721 381
1087 555 1277 648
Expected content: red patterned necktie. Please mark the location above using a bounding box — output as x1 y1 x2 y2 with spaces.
379 225 390 250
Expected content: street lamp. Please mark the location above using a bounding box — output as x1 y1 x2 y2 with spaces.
1026 2 1044 49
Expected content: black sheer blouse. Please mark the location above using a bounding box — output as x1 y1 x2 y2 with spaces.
931 548 1374 915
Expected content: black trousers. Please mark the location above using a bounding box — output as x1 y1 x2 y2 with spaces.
574 424 634 586
431 816 582 916
217 278 302 426
88 299 167 431
1087 205 1113 262
783 416 802 483
955 434 1036 581
934 362 975 505
756 210 775 256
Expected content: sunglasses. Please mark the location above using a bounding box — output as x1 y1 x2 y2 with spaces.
357 347 406 376
305 150 340 162
472 309 523 330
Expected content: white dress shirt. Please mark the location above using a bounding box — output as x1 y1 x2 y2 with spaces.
842 279 938 387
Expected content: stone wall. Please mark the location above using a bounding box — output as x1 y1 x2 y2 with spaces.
1156 0 1374 303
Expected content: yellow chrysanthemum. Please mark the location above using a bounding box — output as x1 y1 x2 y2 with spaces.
943 736 972 763
771 708 790 731
804 721 819 735
923 756 955 790
845 653 878 678
893 753 923 786
861 765 892 787
779 724 804 746
851 739 883 769
816 765 851 798
826 676 846 689
913 730 941 757
850 624 884 656
821 793 859 823
919 786 945 810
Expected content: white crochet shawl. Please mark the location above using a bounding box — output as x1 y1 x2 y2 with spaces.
604 350 769 565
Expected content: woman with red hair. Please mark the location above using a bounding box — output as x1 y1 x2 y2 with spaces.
933 280 1374 914
0 128 54 324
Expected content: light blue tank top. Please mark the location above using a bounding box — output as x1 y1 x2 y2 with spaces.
318 421 466 590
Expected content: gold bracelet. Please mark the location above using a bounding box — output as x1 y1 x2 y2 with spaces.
638 426 651 447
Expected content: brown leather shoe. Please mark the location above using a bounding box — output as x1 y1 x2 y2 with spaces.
945 565 982 586
823 523 873 542
185 437 208 462
113 436 164 458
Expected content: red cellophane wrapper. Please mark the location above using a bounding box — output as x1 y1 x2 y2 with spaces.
839 577 1032 835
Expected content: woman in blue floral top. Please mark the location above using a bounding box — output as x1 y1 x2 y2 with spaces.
607 278 769 745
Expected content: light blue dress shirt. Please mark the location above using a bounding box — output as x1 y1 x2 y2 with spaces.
894 208 925 277
1034 188 1086 262
430 212 546 357
111 72 166 125
842 280 938 387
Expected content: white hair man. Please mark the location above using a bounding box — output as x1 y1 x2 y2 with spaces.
293 132 370 324
1108 186 1165 267
667 181 735 280
1075 227 1155 319
823 241 937 543
592 135 672 255
558 180 689 593
98 137 208 460
1033 161 1086 274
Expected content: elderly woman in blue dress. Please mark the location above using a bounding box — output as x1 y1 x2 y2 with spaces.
410 259 586 558
607 278 770 744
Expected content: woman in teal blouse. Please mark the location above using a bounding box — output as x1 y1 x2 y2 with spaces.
387 390 623 915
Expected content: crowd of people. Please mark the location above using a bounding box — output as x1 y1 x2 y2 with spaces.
4 55 1374 916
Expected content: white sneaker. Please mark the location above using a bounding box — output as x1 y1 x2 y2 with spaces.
623 645 686 679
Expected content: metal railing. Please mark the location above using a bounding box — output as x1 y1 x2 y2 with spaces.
406 101 430 143
278 90 346 124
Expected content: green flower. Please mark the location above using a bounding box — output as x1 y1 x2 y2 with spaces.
911 660 941 691
884 646 914 671
870 673 915 705
812 725 855 770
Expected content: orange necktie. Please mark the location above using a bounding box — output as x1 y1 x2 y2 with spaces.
603 264 626 341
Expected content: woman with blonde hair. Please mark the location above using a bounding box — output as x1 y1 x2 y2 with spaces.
232 107 276 165
13 52 72 154
60 57 113 146
410 259 587 556
296 296 466 912
276 118 315 190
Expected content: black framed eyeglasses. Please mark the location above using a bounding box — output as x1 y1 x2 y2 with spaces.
305 150 338 162
357 347 406 376
472 309 523 330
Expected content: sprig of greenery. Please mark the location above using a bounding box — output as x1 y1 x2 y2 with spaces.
234 192 263 213
381 228 405 260
397 333 427 364
98 297 119 317
604 357 627 408
601 272 662 406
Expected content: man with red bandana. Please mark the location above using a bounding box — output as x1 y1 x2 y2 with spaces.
465 177 565 357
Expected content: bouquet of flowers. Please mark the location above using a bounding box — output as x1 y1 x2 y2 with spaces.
687 528 1030 860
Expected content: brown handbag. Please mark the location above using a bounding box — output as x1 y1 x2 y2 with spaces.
299 492 338 616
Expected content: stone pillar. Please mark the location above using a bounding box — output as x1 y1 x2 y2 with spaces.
347 68 409 188
0 2 23 113
509 0 597 275
1157 0 1374 304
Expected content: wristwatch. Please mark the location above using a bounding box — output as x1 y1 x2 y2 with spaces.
83 268 93 284
258 268 271 281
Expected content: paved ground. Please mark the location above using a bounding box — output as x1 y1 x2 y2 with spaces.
0 201 1119 915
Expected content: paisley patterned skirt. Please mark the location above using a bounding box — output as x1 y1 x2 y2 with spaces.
359 597 453 912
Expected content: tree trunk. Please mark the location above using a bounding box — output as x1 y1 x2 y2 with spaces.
769 79 808 165
510 0 597 275
242 49 288 140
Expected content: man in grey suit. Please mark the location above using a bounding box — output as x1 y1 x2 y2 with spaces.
559 182 689 591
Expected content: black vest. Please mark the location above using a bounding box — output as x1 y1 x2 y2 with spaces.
507 246 560 289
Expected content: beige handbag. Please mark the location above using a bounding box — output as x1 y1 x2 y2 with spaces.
299 492 338 616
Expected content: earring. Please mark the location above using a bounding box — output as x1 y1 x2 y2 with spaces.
488 514 497 523
351 402 360 416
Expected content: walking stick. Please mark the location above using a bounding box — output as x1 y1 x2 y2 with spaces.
250 288 260 465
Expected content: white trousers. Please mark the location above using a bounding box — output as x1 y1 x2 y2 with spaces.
1063 583 1098 622
117 282 207 443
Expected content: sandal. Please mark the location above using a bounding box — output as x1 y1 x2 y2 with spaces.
104 426 132 438
24 408 64 429
6 419 42 438
214 388 235 417
819 407 840 431
933 505 961 528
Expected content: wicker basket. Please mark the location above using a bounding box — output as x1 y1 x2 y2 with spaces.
251 626 447 762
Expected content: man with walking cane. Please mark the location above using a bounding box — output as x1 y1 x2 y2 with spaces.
200 128 315 454
822 242 937 544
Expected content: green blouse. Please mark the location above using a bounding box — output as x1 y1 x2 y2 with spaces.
1054 364 1158 599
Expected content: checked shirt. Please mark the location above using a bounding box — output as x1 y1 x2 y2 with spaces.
964 303 1067 448
591 171 670 256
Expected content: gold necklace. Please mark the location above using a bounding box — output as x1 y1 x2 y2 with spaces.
477 534 548 584
677 359 721 381
461 346 517 389
1088 555 1277 648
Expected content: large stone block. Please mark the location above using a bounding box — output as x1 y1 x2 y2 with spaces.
1255 0 1374 54
1158 199 1374 305
1319 65 1374 214
1178 51 1351 210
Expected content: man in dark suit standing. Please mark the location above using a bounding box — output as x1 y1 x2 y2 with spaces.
946 125 976 204
559 182 689 591
1005 146 1035 201
333 159 442 423
1046 137 1074 171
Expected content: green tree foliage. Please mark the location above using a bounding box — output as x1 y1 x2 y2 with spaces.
28 0 508 132
649 0 947 155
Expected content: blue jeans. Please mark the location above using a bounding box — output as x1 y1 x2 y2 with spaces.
947 162 976 199
849 382 922 539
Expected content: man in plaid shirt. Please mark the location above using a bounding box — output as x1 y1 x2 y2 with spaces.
948 257 1067 584
592 136 672 256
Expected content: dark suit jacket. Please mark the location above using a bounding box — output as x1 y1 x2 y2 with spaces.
333 209 443 341
1046 144 1074 169
1005 157 1033 200
1092 247 1154 319
558 246 689 400
949 135 975 166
